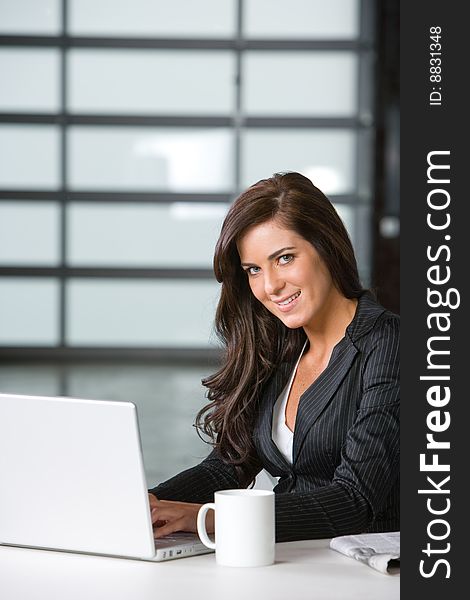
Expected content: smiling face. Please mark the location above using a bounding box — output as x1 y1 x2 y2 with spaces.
237 219 342 333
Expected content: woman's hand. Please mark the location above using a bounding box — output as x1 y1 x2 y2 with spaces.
148 494 214 538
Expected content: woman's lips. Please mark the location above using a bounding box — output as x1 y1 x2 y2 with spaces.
275 291 301 313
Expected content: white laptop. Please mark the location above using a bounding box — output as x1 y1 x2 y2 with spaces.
0 392 213 561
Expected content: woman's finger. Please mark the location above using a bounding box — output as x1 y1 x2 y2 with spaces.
153 517 189 539
150 505 184 522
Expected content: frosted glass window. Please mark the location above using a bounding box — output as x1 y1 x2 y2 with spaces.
241 129 356 195
69 0 236 38
0 49 60 113
66 279 220 347
68 50 235 115
0 0 61 35
333 204 355 247
0 365 62 396
0 125 60 189
68 127 234 192
0 278 59 345
243 52 357 117
0 202 60 266
244 0 359 39
67 203 228 267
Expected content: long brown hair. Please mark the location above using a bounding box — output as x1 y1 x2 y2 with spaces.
197 172 363 484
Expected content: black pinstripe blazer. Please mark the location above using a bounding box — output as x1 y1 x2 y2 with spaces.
150 292 400 542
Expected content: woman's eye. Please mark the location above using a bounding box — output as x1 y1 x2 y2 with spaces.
247 266 261 276
278 254 293 265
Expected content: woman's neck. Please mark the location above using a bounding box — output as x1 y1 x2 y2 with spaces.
303 292 358 354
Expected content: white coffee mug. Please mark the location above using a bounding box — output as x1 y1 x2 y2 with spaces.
197 489 275 567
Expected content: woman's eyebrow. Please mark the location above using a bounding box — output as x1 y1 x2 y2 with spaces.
240 246 296 267
267 246 296 261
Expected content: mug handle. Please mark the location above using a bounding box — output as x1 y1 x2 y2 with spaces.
197 503 216 549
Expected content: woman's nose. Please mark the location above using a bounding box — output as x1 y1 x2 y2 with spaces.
264 271 285 296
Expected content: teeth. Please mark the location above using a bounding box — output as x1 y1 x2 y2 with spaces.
278 291 300 305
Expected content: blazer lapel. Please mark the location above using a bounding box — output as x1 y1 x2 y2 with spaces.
292 339 358 463
256 363 292 472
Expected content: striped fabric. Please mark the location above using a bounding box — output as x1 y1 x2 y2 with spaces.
150 292 400 542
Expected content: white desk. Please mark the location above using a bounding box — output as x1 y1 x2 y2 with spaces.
0 539 399 600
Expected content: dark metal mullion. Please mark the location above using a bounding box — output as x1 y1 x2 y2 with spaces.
0 191 234 202
0 115 233 126
234 0 243 193
0 267 215 279
0 191 359 204
63 115 233 127
358 0 376 47
355 0 372 196
353 14 366 280
0 114 367 128
353 0 376 285
0 35 372 51
244 117 363 128
0 35 236 49
0 347 222 363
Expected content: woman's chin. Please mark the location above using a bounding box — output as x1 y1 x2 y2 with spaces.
278 314 306 330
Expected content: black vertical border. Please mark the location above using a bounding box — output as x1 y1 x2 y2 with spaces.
401 2 466 597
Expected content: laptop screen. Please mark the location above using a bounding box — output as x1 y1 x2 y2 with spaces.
0 393 156 559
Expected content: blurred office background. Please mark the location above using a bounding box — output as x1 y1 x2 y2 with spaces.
0 0 399 486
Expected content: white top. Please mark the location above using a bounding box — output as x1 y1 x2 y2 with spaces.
272 341 307 463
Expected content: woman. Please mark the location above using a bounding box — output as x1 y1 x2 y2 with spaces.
149 171 399 542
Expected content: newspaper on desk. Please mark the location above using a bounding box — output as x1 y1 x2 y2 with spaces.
329 531 400 574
